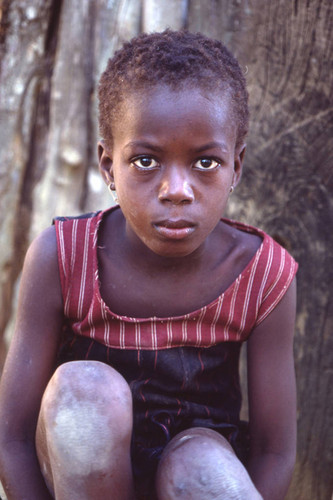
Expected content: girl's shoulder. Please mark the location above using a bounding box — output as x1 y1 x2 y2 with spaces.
27 224 58 270
52 208 112 265
225 218 298 324
221 217 267 242
214 218 263 288
221 217 296 263
221 216 298 293
52 207 116 241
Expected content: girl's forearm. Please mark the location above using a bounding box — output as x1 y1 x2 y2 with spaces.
247 451 295 500
0 441 53 500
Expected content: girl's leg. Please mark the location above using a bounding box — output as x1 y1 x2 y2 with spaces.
155 427 262 500
36 360 135 500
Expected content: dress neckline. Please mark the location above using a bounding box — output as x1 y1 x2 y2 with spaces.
93 206 267 323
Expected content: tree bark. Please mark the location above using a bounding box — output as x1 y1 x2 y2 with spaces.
220 3 333 498
0 0 56 366
0 1 332 498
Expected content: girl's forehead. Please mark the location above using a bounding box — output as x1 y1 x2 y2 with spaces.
111 85 237 150
123 83 231 108
115 84 234 128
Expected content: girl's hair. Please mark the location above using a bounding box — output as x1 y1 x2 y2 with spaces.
98 30 249 150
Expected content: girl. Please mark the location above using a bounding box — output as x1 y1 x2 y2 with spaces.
0 30 297 500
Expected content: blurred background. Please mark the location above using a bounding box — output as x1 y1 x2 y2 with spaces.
0 0 332 498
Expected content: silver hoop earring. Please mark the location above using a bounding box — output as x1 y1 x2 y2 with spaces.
108 183 119 204
229 185 234 194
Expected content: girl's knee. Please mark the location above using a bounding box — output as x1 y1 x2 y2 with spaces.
36 361 134 497
43 360 132 419
38 361 133 473
156 428 261 500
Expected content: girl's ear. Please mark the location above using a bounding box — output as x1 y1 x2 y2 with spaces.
233 144 246 187
98 140 115 189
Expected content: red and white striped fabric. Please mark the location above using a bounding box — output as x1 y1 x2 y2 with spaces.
54 208 298 351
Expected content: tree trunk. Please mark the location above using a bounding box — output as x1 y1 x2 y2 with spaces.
0 1 332 498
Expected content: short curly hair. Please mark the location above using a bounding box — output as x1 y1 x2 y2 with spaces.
98 30 249 150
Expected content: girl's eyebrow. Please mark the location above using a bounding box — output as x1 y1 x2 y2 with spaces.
124 140 230 154
124 141 163 152
194 142 229 153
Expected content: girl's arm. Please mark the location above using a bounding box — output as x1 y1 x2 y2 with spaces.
247 278 297 500
0 226 64 499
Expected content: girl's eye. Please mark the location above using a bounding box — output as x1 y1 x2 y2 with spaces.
194 158 220 170
132 157 159 169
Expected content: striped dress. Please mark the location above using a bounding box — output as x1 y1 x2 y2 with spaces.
54 207 298 498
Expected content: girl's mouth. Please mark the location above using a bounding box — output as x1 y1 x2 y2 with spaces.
153 220 196 240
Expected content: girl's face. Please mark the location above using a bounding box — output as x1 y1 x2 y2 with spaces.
99 85 244 258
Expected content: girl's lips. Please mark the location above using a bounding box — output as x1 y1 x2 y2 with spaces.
153 220 196 240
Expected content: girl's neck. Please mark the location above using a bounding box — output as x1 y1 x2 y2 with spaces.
102 206 226 275
124 217 213 275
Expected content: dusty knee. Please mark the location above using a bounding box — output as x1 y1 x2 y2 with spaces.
156 428 261 500
39 361 133 474
44 360 131 407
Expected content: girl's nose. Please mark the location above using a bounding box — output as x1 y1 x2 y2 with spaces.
158 167 195 204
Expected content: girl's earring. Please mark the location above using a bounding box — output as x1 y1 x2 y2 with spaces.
229 185 234 194
108 182 119 204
